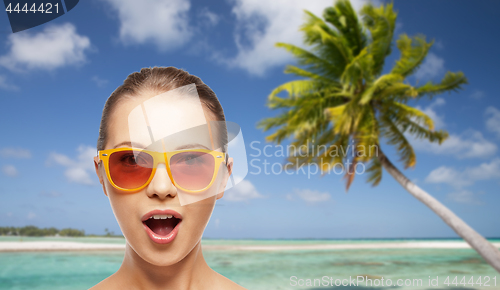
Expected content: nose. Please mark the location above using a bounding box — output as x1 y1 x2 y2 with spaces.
146 163 177 199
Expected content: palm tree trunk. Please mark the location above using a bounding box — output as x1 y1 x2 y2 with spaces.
377 148 500 273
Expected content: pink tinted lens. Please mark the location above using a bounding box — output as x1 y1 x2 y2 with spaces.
109 150 154 189
170 151 215 190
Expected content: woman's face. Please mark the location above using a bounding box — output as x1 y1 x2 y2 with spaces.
94 91 230 266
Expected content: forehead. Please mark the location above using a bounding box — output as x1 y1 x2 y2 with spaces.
107 88 213 151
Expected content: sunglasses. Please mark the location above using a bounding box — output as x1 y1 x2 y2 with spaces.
97 147 227 193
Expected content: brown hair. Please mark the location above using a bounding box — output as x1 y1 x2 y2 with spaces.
97 67 227 151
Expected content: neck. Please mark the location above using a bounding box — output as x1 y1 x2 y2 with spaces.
118 241 213 290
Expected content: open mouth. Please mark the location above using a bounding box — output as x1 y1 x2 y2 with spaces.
143 214 182 236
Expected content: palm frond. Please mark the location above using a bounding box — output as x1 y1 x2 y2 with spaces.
416 71 468 98
341 47 374 85
275 43 341 79
301 10 352 74
391 34 432 77
268 80 321 104
380 115 416 168
323 0 367 56
359 73 404 104
399 116 449 144
284 65 335 83
354 107 379 163
391 101 435 130
325 103 357 135
257 110 294 133
361 2 397 76
365 157 382 186
375 82 418 102
318 135 349 173
301 10 339 46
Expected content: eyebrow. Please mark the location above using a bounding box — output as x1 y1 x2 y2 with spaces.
113 141 146 149
113 141 210 151
175 143 210 150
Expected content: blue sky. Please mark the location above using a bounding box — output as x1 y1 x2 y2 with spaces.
0 0 499 238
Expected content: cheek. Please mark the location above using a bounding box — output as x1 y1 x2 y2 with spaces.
183 198 216 241
106 189 140 232
202 164 227 198
183 168 224 233
176 171 225 206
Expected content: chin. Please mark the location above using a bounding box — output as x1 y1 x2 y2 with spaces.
145 251 184 266
125 226 197 266
139 242 193 266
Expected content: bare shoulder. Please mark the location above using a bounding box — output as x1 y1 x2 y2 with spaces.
88 277 112 290
88 273 124 290
213 272 247 290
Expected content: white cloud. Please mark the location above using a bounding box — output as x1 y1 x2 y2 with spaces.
416 97 446 129
485 106 500 138
221 0 370 76
0 75 19 91
415 52 445 80
47 145 96 185
91 76 109 88
447 190 482 205
470 90 485 100
199 7 219 27
410 99 497 158
425 158 500 188
288 188 331 204
0 147 31 158
0 23 91 71
425 166 462 186
434 39 444 50
2 165 18 177
27 211 36 220
65 167 93 185
224 179 263 201
102 0 192 51
412 130 497 159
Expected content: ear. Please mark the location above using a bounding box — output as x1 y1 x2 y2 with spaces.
216 157 233 200
94 156 108 196
93 156 103 184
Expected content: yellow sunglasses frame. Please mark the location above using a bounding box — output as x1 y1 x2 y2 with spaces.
97 147 227 193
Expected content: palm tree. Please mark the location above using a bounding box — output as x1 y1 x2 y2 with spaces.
258 0 500 272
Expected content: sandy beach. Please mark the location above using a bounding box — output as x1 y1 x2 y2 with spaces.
0 241 126 252
202 241 500 251
1 240 499 252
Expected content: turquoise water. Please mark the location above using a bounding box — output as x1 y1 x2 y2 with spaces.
0 236 126 244
0 238 499 290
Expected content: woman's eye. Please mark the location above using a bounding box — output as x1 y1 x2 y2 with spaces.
182 155 197 164
121 153 148 166
120 155 137 165
178 154 203 165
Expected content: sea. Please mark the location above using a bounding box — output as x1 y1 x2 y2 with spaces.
0 237 499 290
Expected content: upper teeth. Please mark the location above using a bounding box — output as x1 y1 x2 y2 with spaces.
150 214 173 219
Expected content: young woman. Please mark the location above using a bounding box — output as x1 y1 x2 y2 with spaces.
92 67 245 290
